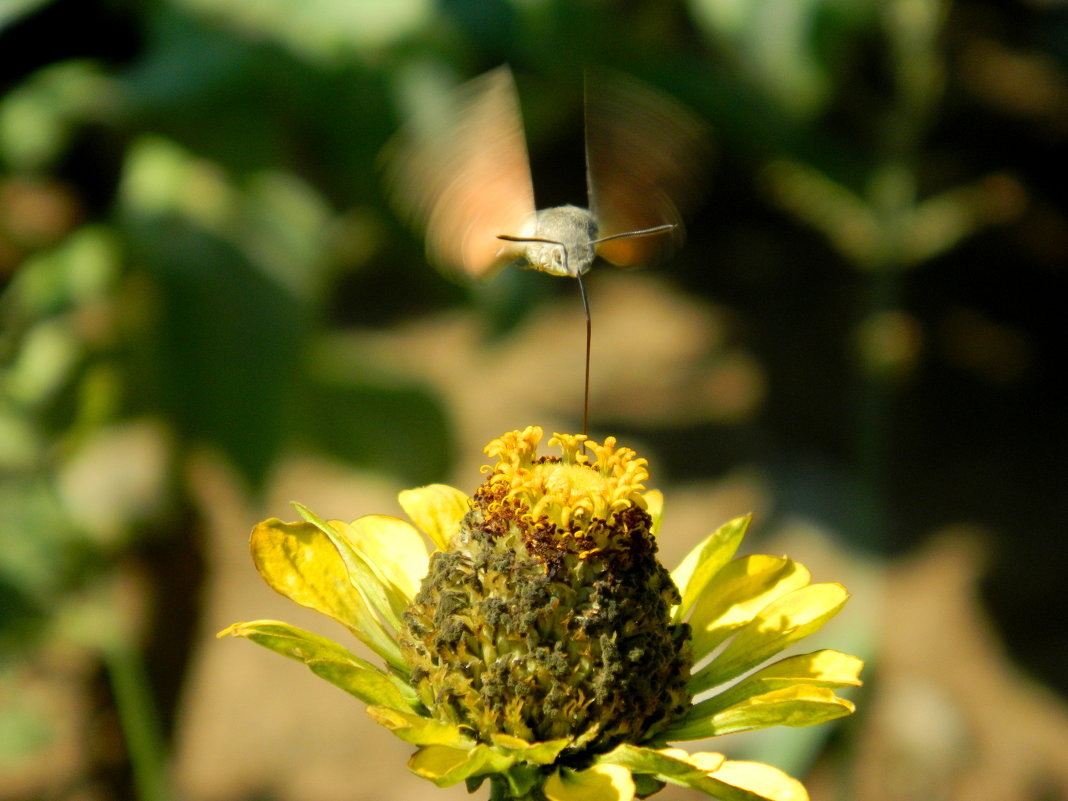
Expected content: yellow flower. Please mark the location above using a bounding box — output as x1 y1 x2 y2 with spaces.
220 427 862 801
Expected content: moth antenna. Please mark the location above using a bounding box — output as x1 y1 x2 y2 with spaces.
589 222 677 246
496 235 560 245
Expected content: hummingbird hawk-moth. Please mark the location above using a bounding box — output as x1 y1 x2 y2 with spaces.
384 65 708 432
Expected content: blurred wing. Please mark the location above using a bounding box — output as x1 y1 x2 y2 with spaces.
383 66 536 279
585 68 711 267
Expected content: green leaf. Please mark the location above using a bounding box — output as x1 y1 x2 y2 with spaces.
691 583 850 692
503 763 544 798
671 515 750 624
248 518 404 670
131 217 305 489
218 620 413 710
465 776 487 794
366 706 472 747
688 555 811 664
397 484 470 552
632 773 666 798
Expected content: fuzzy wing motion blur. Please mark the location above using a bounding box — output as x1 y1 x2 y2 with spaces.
384 65 707 433
384 68 537 280
384 65 709 280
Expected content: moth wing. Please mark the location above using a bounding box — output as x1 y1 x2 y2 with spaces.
383 66 536 280
585 68 711 267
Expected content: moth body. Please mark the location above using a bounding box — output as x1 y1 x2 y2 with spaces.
513 204 598 277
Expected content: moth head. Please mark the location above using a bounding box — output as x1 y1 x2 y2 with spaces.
497 205 598 277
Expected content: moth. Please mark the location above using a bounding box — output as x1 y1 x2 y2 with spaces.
384 65 708 432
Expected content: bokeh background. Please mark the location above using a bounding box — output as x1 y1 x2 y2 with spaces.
2 0 1067 799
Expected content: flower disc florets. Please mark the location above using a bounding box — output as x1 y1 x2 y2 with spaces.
401 427 692 755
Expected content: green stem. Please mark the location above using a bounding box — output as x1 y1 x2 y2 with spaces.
854 0 946 547
855 163 912 545
102 640 172 801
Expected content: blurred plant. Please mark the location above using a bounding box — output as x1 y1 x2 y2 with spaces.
0 13 451 797
223 426 862 801
685 0 875 117
0 203 175 798
729 0 1031 546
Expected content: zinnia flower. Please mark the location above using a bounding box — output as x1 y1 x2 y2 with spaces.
220 427 862 801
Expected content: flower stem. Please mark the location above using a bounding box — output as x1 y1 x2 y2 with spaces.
102 640 172 801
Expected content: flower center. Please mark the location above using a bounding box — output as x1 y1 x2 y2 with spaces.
400 427 692 753
482 427 650 536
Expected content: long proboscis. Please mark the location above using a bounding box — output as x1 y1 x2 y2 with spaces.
496 223 677 437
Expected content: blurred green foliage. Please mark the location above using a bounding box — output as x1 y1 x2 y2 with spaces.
2 0 1068 799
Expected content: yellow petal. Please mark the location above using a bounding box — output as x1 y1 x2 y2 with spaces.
686 752 728 772
706 759 808 801
667 650 863 740
490 733 531 750
219 620 413 710
408 744 472 781
398 484 470 551
249 519 403 668
664 684 856 740
544 765 636 801
696 583 850 690
293 504 406 631
366 706 471 747
688 555 811 663
712 685 855 734
598 745 802 801
747 649 864 688
686 650 862 719
489 734 570 765
339 515 428 603
597 744 725 779
671 514 751 623
408 744 515 787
